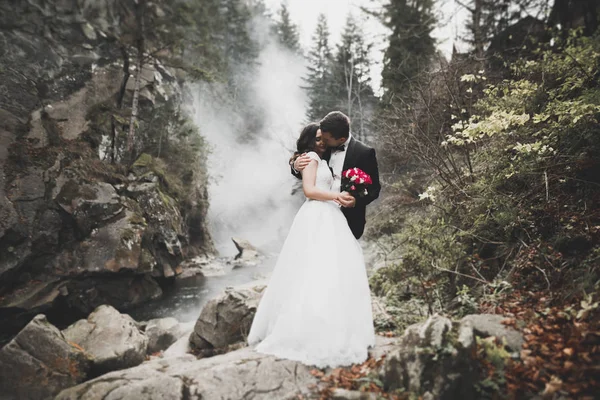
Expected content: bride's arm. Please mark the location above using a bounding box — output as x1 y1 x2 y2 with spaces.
302 160 339 201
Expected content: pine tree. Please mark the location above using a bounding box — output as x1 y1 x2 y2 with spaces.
381 0 436 102
221 0 260 68
273 4 301 52
173 0 224 79
458 0 509 58
330 14 377 140
304 13 336 122
458 0 550 57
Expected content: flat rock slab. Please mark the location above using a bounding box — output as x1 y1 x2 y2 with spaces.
56 333 398 400
56 346 320 400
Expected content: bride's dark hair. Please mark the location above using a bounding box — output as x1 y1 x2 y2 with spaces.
290 123 331 165
295 123 320 155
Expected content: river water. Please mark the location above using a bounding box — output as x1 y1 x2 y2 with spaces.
128 256 277 324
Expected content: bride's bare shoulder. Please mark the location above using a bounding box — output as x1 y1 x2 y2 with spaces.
306 151 320 161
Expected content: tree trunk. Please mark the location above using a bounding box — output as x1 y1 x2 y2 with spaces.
354 80 365 141
473 0 484 59
110 45 130 164
127 0 145 164
344 51 354 119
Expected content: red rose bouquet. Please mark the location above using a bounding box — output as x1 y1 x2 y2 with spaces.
341 168 372 198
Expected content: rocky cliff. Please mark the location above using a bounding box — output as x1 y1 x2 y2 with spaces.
0 0 213 342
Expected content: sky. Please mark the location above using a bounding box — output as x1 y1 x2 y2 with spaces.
263 0 469 93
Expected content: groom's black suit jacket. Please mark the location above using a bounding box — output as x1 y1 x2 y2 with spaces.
292 138 381 239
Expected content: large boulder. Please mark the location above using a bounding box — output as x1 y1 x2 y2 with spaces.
378 313 525 399
379 314 478 400
0 314 91 400
62 305 148 374
189 282 265 351
145 317 185 354
460 314 524 353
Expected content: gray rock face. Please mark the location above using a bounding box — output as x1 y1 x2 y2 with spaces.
53 210 145 275
460 314 524 353
62 305 148 374
145 317 185 354
54 179 124 236
190 283 265 350
0 315 91 400
379 314 478 400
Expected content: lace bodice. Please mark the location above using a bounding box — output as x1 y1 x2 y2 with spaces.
306 152 333 192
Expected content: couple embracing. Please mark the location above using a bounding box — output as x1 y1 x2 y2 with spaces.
247 111 381 368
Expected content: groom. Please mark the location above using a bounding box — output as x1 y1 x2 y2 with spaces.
291 111 381 239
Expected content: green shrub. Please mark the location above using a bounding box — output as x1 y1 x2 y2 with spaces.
372 29 600 311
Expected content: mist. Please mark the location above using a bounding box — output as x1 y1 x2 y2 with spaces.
190 39 308 257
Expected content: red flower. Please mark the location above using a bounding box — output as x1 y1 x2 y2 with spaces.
342 168 372 197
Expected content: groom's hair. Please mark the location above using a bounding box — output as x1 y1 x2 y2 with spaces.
319 111 350 139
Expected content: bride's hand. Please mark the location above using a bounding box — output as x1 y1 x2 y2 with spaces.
336 192 356 208
333 192 350 203
333 192 343 205
293 153 311 171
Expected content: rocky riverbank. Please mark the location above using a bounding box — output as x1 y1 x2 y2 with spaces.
0 281 524 400
0 0 213 341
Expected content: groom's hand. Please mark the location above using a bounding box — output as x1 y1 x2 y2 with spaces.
293 153 311 172
337 192 356 208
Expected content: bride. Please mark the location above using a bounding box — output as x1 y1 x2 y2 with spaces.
247 123 375 368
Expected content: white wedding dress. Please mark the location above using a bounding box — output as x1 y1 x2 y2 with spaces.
247 152 375 368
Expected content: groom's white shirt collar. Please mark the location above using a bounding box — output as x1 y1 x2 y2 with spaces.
339 133 352 150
